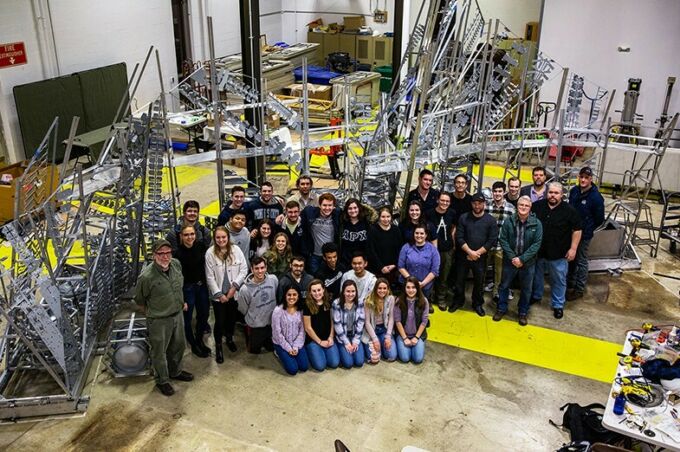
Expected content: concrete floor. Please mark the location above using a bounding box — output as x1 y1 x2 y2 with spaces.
0 161 679 451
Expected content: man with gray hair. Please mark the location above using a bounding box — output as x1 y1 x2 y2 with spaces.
493 196 542 326
530 182 582 319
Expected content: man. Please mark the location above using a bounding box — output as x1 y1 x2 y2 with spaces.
485 181 516 302
520 166 547 202
505 177 521 207
451 173 473 216
227 210 250 259
531 182 582 319
341 251 377 304
315 242 344 300
407 169 440 212
277 255 314 302
166 200 212 251
287 175 319 209
567 167 605 301
134 239 193 396
453 193 498 316
238 257 279 354
493 196 542 326
217 186 247 226
425 191 457 311
276 200 306 257
300 192 342 274
245 181 284 229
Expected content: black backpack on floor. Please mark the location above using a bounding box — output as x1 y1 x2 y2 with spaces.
551 403 624 445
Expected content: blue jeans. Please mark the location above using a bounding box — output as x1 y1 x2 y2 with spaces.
568 239 591 292
337 341 364 368
362 324 398 362
395 336 426 364
273 344 309 375
305 341 341 371
498 259 536 316
307 254 323 275
532 258 568 309
182 282 210 345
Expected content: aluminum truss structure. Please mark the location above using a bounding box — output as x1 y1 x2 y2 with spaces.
0 50 179 421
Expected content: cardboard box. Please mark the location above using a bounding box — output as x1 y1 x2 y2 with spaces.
343 16 365 32
287 83 333 101
0 161 59 223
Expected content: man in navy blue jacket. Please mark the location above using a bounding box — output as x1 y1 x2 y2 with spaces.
567 167 605 300
300 192 342 275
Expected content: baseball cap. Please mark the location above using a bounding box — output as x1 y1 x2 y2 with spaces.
471 192 486 203
579 167 593 177
151 239 172 253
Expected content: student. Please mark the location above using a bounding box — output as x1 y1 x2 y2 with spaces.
249 219 274 259
244 181 284 229
300 193 342 275
276 200 306 257
361 278 397 363
505 177 521 208
406 168 440 211
451 174 473 216
287 175 319 209
166 200 212 251
227 210 250 260
173 224 211 358
205 226 248 363
398 224 440 303
339 198 370 269
303 280 340 371
238 257 279 354
217 186 247 226
277 255 314 302
271 287 309 375
341 251 377 304
332 280 365 368
315 242 344 300
484 181 516 302
367 206 403 288
425 191 457 310
394 277 429 364
399 200 437 245
263 232 293 278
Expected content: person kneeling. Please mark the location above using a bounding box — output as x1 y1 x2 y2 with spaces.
303 280 341 371
394 277 429 364
361 278 397 363
332 280 365 368
271 287 309 375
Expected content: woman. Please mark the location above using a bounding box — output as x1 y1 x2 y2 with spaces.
303 279 340 371
249 219 274 259
398 200 437 246
368 207 403 287
205 226 248 363
173 224 211 358
398 224 440 301
339 198 370 269
361 278 397 363
394 277 429 364
263 232 292 278
271 287 309 375
332 280 365 368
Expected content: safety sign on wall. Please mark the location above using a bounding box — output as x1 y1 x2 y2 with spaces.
0 42 28 69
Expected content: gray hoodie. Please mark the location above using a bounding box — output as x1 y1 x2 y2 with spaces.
227 223 250 262
237 273 278 328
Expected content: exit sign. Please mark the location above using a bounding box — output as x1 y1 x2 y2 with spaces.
0 42 27 68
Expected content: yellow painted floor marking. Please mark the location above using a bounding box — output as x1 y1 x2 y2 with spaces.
428 309 620 383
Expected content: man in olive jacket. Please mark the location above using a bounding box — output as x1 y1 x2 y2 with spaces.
135 239 194 396
493 196 543 326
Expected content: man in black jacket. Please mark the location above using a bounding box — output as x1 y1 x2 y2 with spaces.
315 242 344 300
166 200 212 252
276 200 307 257
426 191 457 310
277 255 314 303
452 193 498 316
300 192 342 274
244 181 283 230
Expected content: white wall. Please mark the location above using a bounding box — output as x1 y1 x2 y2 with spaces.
477 0 541 37
540 0 680 189
0 0 177 163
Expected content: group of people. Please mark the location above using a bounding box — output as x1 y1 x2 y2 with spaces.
135 169 604 396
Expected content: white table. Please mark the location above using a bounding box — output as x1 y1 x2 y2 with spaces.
602 330 680 451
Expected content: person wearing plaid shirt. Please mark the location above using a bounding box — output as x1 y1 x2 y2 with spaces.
485 181 516 301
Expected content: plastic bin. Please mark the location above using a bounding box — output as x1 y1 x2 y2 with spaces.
375 65 393 93
293 65 342 85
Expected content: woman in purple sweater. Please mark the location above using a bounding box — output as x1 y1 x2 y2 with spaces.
398 224 440 302
271 287 309 375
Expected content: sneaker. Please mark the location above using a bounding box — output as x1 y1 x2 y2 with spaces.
492 311 505 322
157 382 175 396
508 291 514 300
170 371 194 382
484 282 494 292
566 290 583 301
553 308 564 319
518 315 528 326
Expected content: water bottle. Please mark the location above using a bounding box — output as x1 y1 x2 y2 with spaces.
613 393 626 415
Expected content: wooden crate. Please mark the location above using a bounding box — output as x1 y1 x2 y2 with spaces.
0 161 60 223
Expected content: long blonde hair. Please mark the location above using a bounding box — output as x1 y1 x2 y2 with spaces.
213 226 233 263
365 277 391 315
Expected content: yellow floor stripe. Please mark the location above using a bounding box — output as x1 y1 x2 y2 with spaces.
428 310 620 382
